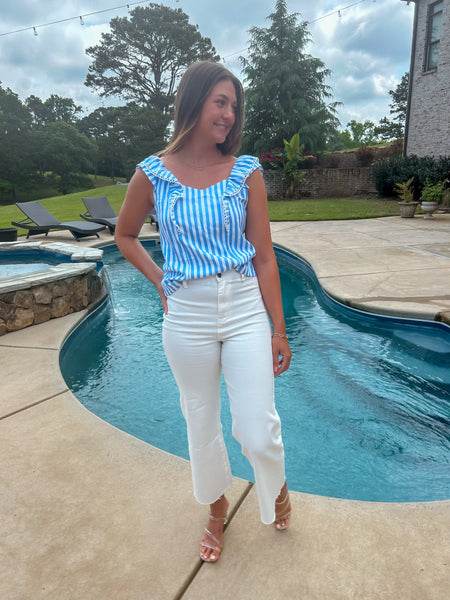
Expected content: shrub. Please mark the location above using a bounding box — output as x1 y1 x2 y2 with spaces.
420 180 445 204
371 154 450 198
260 148 283 170
355 146 375 166
394 176 415 203
299 152 318 169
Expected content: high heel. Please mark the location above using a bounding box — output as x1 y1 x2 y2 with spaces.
200 515 228 562
274 484 291 531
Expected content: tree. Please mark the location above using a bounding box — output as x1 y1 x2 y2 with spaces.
78 103 170 180
42 122 96 194
346 120 377 146
240 0 340 155
374 72 409 141
0 85 36 198
26 94 82 126
85 3 219 114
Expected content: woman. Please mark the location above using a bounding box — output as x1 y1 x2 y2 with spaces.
115 61 292 563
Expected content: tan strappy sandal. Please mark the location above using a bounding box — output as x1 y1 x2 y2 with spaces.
200 515 228 562
275 484 291 531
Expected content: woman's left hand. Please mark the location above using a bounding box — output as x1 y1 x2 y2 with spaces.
272 337 292 377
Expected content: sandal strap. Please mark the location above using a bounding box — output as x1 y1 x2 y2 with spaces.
209 514 228 524
275 490 291 521
202 527 222 551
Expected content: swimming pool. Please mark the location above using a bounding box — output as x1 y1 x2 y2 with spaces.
0 249 73 277
60 241 450 502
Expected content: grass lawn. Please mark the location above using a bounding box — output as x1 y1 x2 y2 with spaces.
269 197 400 221
0 185 401 234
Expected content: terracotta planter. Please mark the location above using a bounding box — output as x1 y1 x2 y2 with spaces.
398 202 419 218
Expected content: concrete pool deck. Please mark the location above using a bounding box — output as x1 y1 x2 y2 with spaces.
1 216 449 599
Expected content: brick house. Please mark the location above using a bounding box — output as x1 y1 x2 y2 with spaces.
402 0 449 157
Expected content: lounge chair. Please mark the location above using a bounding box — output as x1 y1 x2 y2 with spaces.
80 196 119 235
11 201 105 241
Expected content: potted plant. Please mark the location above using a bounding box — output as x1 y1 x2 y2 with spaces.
394 177 419 218
420 180 444 219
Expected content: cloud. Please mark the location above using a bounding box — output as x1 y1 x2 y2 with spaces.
0 0 415 128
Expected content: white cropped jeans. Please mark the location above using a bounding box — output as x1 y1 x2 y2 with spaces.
162 270 285 524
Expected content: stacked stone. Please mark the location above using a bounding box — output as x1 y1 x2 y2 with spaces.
0 271 103 335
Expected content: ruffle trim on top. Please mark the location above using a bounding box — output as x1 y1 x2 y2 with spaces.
138 156 184 236
137 155 262 235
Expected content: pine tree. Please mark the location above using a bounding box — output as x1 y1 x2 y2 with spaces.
240 0 340 155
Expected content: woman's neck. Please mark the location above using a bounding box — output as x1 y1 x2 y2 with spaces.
174 140 227 170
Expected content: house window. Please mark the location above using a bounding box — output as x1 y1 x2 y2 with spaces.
425 1 443 71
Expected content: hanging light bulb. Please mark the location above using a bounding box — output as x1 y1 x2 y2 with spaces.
79 16 85 26
33 27 38 36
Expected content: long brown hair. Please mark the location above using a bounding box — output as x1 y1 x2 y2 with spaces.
163 61 244 156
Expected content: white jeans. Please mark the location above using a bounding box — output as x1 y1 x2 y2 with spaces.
162 270 285 524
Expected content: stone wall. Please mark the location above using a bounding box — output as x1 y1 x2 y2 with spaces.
264 167 377 199
405 0 450 157
0 270 103 335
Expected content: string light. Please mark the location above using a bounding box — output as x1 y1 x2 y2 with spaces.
0 1 152 37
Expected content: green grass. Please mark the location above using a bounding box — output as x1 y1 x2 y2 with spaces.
268 197 400 221
0 186 401 234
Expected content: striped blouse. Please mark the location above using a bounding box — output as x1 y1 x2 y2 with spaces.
138 154 262 296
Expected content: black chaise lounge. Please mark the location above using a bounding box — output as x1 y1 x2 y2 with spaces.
80 196 118 235
12 201 105 241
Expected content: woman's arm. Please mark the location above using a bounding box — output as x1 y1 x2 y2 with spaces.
245 168 292 376
114 168 168 313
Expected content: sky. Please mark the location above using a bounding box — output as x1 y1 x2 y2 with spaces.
0 0 415 130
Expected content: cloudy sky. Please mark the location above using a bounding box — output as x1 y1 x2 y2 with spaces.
0 0 415 129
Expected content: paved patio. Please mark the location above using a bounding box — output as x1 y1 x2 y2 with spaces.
1 215 449 599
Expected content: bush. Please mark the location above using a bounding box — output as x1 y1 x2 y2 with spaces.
355 146 375 166
371 154 450 198
260 148 283 170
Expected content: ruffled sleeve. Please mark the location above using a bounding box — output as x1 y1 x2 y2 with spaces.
224 155 263 197
137 155 179 187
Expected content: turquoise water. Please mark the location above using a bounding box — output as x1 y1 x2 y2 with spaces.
0 250 72 277
60 241 450 502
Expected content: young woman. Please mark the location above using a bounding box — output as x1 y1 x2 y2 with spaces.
115 61 292 563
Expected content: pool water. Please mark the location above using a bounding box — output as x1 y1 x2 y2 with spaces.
60 241 450 502
0 250 72 277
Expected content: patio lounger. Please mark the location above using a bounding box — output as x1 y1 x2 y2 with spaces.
11 201 105 241
80 196 118 235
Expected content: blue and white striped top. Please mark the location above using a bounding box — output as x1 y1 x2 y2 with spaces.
138 154 262 296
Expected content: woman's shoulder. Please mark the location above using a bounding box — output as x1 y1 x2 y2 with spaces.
230 155 263 180
137 154 178 184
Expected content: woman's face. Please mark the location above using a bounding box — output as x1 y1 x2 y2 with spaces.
193 78 237 146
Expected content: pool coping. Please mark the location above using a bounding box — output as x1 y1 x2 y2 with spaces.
1 219 450 599
0 240 103 294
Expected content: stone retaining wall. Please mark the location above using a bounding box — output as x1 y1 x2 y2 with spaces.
264 167 377 199
0 269 103 335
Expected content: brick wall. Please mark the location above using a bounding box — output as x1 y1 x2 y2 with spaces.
406 0 450 157
263 167 377 199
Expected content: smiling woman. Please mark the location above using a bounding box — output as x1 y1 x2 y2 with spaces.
114 60 293 562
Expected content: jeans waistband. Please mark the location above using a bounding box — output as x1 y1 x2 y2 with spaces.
181 270 247 288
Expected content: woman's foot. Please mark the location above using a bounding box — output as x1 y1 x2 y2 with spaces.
274 482 291 531
200 495 229 562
